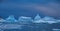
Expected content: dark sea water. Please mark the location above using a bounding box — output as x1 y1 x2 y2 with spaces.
0 23 60 31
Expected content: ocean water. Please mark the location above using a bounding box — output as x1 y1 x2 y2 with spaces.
0 23 60 31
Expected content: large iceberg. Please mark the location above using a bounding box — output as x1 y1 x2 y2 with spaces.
18 16 33 24
33 14 46 23
34 14 41 21
42 16 57 24
33 14 57 24
6 15 17 22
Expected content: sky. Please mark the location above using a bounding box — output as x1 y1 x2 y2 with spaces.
0 0 60 19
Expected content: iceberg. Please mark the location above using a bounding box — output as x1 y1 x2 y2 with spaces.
18 16 33 24
0 14 59 24
42 16 57 24
33 15 57 24
34 14 41 21
33 19 47 23
43 16 56 21
6 15 17 22
46 21 57 24
33 14 46 23
18 16 32 21
0 18 6 22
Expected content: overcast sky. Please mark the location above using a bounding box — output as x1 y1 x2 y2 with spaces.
0 0 60 19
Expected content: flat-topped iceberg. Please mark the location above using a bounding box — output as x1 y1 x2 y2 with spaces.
18 16 33 24
42 16 57 24
43 16 56 21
